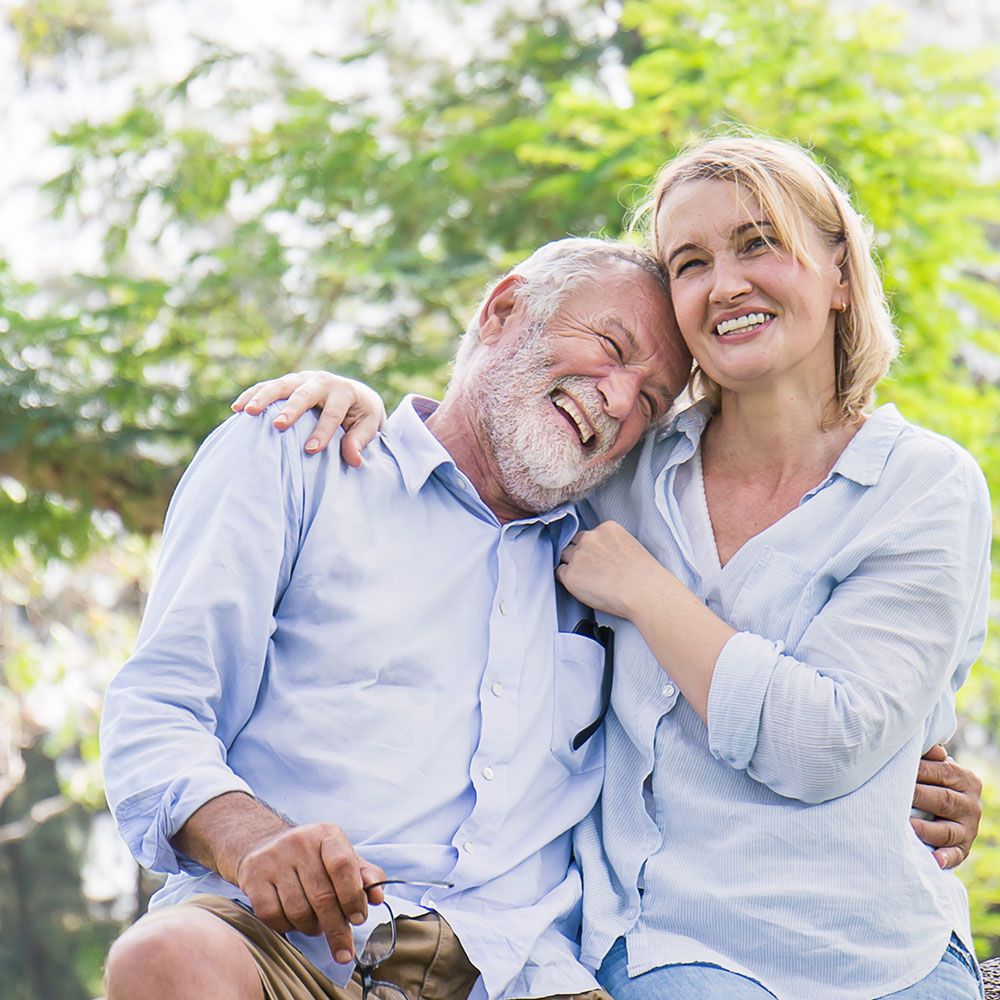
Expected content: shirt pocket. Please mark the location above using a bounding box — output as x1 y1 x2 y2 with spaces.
728 547 816 643
550 632 606 774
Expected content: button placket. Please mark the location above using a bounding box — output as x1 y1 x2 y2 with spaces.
461 530 522 871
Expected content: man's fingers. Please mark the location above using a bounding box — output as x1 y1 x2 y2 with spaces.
320 836 368 925
933 846 968 870
249 882 294 934
910 815 965 850
912 782 971 821
359 859 388 905
275 871 321 935
922 743 948 763
916 757 977 794
294 856 355 961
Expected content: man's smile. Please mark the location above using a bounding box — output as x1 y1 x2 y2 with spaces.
550 388 598 449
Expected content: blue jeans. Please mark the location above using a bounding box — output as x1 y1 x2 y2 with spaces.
596 934 983 999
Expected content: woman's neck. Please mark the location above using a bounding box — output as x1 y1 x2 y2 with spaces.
705 383 861 486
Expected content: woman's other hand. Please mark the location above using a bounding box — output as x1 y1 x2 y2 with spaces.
912 744 983 870
232 371 386 467
557 521 666 619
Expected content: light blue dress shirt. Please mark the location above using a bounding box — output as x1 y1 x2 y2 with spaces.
575 401 992 1000
100 396 609 1000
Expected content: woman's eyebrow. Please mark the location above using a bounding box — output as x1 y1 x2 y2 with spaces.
665 242 702 268
734 220 775 238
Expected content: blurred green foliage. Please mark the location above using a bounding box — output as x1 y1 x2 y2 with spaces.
0 0 998 990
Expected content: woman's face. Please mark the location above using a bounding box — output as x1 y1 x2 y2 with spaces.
655 178 848 399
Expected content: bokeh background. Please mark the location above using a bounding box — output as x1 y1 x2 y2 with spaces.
0 1 998 996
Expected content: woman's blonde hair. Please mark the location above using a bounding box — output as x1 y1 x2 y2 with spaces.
638 134 898 422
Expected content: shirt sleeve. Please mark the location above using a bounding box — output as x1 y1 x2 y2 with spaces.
706 457 992 804
99 410 308 874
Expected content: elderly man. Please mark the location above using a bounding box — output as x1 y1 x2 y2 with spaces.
100 238 691 1000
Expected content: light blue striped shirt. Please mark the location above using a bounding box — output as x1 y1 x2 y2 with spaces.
100 396 608 1000
575 401 991 1000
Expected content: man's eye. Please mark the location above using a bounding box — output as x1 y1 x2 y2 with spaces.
601 335 625 362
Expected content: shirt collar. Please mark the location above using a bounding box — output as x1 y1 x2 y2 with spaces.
655 400 905 488
379 395 456 499
828 403 907 486
380 395 580 537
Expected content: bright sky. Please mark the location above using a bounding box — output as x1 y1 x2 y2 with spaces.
0 0 994 281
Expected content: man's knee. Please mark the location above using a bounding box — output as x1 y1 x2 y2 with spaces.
105 907 261 1000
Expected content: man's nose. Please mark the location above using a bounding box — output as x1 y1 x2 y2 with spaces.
597 369 642 421
709 254 752 305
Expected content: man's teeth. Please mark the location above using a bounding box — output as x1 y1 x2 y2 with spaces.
715 312 770 336
552 393 594 444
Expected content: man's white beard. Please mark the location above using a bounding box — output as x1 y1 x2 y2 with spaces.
470 323 624 513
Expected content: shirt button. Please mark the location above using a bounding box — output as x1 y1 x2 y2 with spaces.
482 766 495 781
662 684 675 698
491 682 503 697
498 600 508 615
463 841 475 854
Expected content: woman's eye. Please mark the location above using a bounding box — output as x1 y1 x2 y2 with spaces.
674 258 703 276
745 234 777 253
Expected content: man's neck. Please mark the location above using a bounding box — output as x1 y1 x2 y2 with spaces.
424 394 535 524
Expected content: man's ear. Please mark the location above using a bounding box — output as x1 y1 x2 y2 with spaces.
477 274 526 345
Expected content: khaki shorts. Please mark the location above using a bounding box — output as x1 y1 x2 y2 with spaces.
175 895 610 1000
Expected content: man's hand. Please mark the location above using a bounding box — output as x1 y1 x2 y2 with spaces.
911 744 983 870
173 792 386 964
235 822 386 964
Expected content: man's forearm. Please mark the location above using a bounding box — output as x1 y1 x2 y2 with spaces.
172 791 292 885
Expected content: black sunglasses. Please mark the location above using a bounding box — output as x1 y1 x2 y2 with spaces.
571 618 615 750
355 879 453 1000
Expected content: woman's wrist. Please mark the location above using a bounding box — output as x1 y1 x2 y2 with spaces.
622 558 679 629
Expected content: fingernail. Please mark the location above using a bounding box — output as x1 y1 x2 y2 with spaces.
306 438 320 452
274 412 288 425
335 949 353 964
349 912 365 925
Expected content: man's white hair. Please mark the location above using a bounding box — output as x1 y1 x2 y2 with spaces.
452 237 668 372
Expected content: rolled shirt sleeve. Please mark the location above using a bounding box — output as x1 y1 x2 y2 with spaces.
707 457 992 803
100 409 306 873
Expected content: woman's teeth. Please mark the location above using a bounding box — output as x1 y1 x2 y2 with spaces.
715 312 771 336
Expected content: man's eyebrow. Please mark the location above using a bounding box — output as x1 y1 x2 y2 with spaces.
600 316 639 353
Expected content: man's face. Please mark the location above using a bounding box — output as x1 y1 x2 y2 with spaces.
470 260 691 512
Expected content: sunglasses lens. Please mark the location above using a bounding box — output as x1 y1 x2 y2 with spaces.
358 920 395 967
366 985 409 1000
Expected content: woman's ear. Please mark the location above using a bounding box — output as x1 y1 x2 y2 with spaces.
833 242 851 312
477 274 527 345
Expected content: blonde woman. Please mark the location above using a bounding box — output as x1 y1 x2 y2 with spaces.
236 137 990 999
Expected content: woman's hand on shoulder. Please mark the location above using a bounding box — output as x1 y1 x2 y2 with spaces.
232 371 386 467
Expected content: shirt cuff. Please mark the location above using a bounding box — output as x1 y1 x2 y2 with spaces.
707 631 783 771
115 769 255 875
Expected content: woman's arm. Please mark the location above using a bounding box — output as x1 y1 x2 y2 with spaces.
232 371 386 466
557 521 732 719
558 463 992 804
